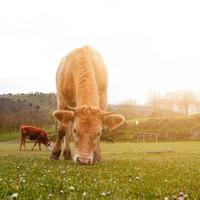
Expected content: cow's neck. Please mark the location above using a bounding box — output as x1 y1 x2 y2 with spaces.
74 54 99 107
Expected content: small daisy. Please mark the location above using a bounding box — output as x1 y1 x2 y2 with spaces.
82 191 87 196
135 176 140 180
11 193 18 200
69 186 75 191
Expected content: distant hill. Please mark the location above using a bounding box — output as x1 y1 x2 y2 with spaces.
1 92 56 112
0 97 52 130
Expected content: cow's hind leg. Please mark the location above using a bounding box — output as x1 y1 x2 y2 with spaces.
63 122 72 160
20 134 26 150
20 138 23 151
23 139 26 150
50 124 66 160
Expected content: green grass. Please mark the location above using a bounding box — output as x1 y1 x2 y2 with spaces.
0 131 19 142
0 142 200 199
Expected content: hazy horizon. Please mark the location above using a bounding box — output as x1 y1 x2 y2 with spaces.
1 0 200 104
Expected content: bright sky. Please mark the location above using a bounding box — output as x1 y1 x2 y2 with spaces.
0 0 200 104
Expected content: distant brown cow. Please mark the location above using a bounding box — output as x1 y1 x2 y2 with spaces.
20 125 52 151
50 45 125 164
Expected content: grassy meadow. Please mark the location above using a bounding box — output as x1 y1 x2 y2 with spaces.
0 131 19 142
0 141 200 199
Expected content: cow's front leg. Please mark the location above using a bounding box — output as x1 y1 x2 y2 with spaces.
38 143 41 151
32 140 38 151
94 142 101 162
63 123 72 160
50 125 66 160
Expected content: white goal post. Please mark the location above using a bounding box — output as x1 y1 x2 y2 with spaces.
142 133 158 142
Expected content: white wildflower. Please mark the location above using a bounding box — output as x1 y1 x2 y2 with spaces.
101 191 110 196
48 193 53 198
82 191 87 196
69 186 75 191
135 176 140 180
11 193 18 200
101 192 106 196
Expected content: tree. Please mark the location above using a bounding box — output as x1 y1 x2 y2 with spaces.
193 91 200 114
175 90 197 116
147 92 162 117
119 99 136 119
194 101 200 113
162 92 177 114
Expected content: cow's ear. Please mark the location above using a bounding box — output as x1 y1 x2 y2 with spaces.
103 114 125 131
53 110 74 122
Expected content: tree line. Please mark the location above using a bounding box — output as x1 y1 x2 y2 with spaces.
117 89 200 119
147 90 199 117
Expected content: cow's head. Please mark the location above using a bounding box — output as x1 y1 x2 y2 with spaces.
44 140 53 151
53 105 125 164
46 141 53 151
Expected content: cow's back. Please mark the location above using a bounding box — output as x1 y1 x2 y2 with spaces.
56 46 108 110
20 125 47 139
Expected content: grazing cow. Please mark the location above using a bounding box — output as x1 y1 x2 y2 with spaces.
50 45 125 164
20 125 52 151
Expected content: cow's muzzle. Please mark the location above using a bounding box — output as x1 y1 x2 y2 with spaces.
74 154 93 165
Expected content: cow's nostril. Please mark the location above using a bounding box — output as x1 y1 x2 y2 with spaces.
76 156 92 165
76 157 81 164
88 158 92 164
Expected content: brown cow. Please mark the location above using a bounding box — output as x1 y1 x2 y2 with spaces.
50 45 125 164
20 125 53 151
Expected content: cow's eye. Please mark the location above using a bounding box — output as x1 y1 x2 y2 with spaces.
72 128 79 142
74 128 77 134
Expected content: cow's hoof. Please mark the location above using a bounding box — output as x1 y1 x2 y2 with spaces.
93 152 101 163
49 149 61 160
63 150 72 160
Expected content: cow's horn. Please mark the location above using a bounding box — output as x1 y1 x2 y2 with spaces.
102 111 114 115
67 105 77 111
